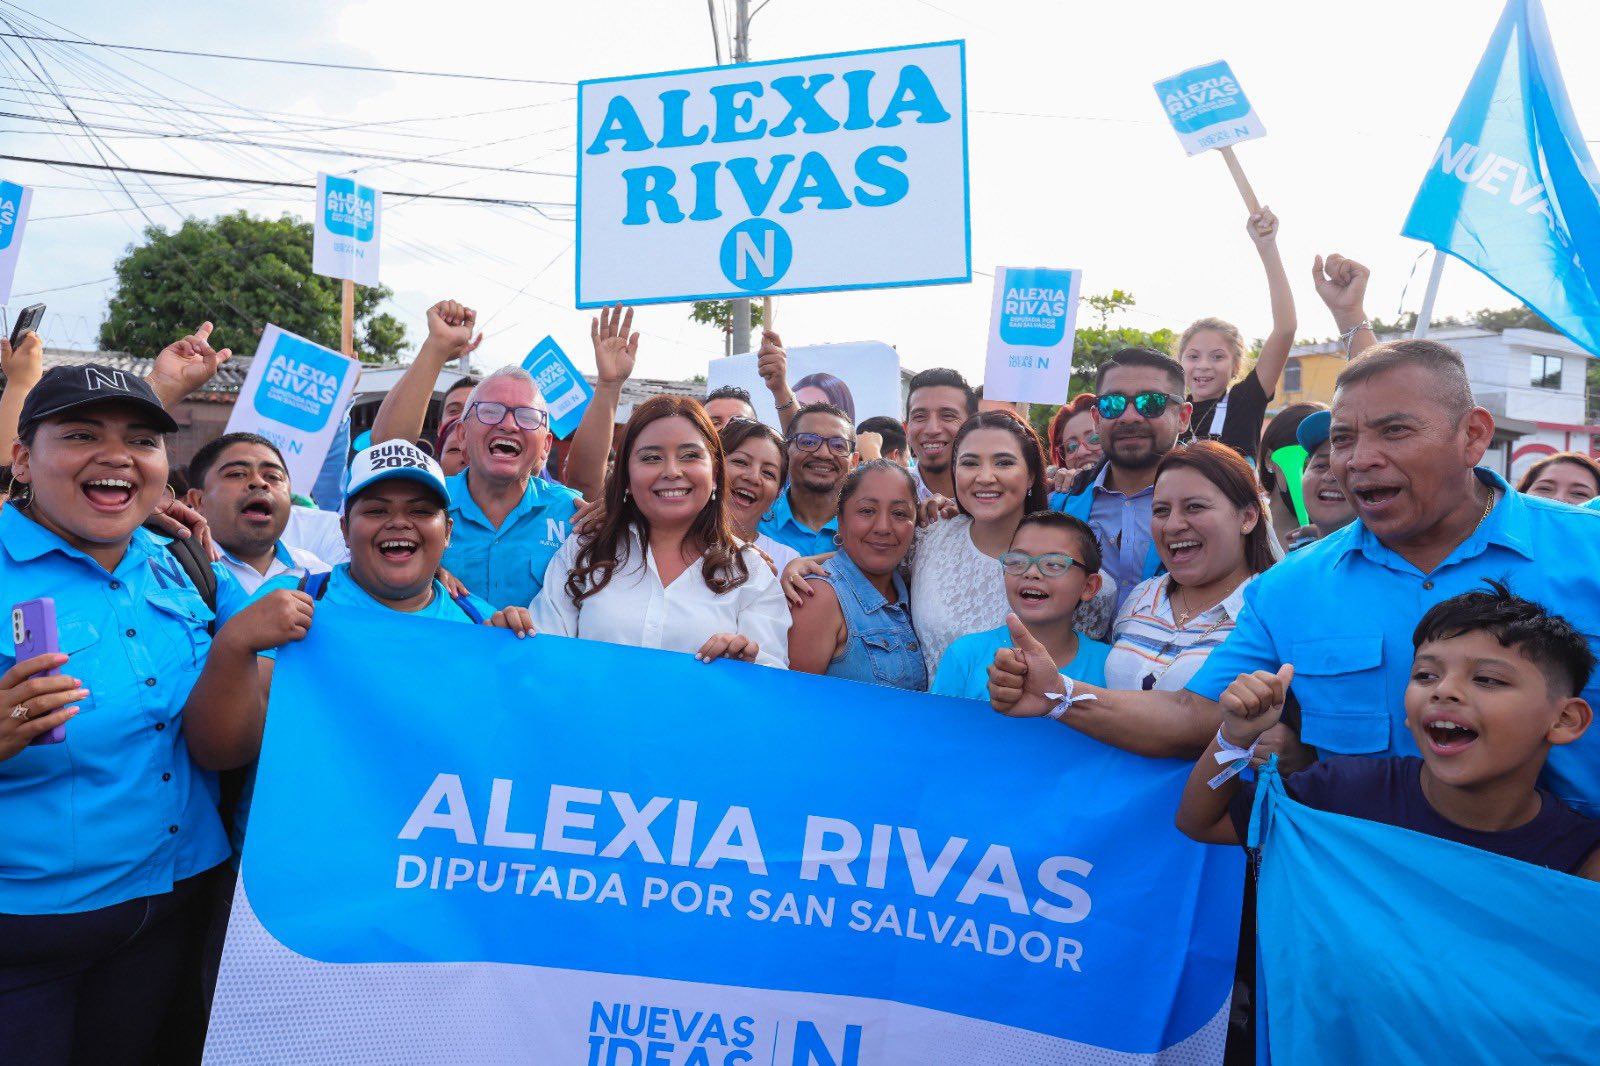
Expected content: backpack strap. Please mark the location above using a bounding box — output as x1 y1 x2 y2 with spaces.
297 569 332 600
147 521 218 613
450 591 486 625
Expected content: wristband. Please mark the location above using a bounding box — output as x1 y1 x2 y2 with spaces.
774 397 795 412
1207 727 1260 789
1043 674 1097 721
1338 320 1370 358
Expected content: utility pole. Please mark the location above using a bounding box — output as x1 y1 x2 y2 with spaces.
728 0 753 354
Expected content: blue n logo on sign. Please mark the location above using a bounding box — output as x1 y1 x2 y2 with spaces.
719 218 793 292
791 1022 862 1066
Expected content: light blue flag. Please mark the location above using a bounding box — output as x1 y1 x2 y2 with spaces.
1400 0 1600 355
205 605 1244 1063
1249 763 1600 1064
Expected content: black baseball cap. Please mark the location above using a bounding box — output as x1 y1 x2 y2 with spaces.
19 364 179 434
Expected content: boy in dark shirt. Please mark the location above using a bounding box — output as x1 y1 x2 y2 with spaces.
1176 582 1600 879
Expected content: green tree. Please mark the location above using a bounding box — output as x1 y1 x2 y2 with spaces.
689 299 765 346
99 211 408 364
1026 292 1177 442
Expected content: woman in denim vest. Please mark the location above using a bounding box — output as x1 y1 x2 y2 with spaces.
787 461 926 690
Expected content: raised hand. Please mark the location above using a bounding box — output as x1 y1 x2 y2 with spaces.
0 327 44 386
425 299 482 360
756 329 788 396
1311 254 1370 320
148 322 232 406
987 613 1059 718
1219 663 1294 747
591 303 639 386
1246 206 1279 246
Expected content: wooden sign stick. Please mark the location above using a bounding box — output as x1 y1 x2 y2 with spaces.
1218 146 1262 214
762 295 775 335
341 279 355 357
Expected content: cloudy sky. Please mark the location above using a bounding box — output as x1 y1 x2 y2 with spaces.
8 0 1599 383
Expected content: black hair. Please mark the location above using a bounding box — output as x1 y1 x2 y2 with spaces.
188 432 288 488
444 375 480 397
951 410 1050 518
1412 581 1595 697
906 367 978 420
789 402 853 439
1095 347 1185 395
718 417 789 486
1259 402 1330 500
855 415 907 459
1014 510 1101 574
706 384 755 406
837 458 918 511
1335 339 1474 421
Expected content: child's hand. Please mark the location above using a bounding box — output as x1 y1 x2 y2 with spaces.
1219 663 1293 747
1246 206 1279 246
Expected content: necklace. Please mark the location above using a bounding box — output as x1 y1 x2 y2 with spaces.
1475 485 1496 530
1173 580 1236 628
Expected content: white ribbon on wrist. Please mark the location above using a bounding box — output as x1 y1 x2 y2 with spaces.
1043 674 1097 721
1208 727 1260 789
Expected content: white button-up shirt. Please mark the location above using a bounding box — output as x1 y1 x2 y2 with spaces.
282 505 350 566
217 540 331 595
531 527 792 668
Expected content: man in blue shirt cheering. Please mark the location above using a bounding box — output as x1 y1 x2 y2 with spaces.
992 339 1600 816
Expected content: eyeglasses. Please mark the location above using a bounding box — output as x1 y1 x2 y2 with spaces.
1063 433 1102 453
788 432 853 456
999 551 1087 577
1096 392 1183 421
467 401 548 432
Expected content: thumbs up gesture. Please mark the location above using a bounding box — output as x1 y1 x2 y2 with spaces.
1219 664 1294 747
987 613 1062 717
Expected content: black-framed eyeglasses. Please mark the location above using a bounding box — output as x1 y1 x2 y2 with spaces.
788 432 853 456
467 401 549 431
999 551 1087 577
1063 433 1102 452
1096 392 1183 421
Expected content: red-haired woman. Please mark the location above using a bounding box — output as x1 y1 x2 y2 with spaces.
531 395 791 667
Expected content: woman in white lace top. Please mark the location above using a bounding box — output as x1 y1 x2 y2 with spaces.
910 411 1117 678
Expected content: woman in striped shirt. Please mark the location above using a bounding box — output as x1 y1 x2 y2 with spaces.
1103 441 1277 693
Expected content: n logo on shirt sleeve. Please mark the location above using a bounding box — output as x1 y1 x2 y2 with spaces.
546 518 569 545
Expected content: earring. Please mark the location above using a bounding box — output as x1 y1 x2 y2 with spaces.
832 533 843 547
622 488 630 501
711 489 717 500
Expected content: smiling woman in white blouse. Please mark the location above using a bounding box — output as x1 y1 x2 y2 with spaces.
532 396 791 667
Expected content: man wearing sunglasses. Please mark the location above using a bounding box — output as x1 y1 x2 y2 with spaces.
1055 348 1192 612
759 402 857 556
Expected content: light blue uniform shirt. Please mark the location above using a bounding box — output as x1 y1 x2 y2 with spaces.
1057 466 1160 613
933 624 1111 700
230 564 494 851
442 470 580 609
1188 469 1600 816
758 487 839 558
0 508 229 914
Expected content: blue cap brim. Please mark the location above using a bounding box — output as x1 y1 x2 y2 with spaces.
345 467 449 509
1296 410 1332 452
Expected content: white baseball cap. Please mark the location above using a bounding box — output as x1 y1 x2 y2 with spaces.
343 440 450 511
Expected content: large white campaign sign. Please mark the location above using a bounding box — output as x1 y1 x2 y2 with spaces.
706 340 901 426
0 179 32 305
577 42 970 307
1152 60 1265 156
984 267 1082 404
312 172 382 286
225 325 361 491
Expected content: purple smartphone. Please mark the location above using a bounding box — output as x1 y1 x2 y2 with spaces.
11 598 66 745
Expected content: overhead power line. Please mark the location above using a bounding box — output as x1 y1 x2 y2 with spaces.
0 153 575 212
0 31 576 87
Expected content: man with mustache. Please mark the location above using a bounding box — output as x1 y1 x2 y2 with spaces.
186 432 331 594
1056 349 1192 612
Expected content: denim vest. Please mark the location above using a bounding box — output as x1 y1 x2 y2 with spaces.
818 550 927 691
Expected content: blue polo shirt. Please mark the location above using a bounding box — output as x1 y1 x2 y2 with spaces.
0 507 229 914
932 625 1111 700
442 470 580 609
758 487 839 558
1055 467 1162 611
1188 469 1600 816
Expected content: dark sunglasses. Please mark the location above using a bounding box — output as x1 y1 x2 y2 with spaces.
999 551 1088 578
788 432 853 457
1096 392 1183 421
467 401 549 431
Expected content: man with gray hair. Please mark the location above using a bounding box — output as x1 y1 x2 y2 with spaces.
371 299 580 608
991 313 1600 817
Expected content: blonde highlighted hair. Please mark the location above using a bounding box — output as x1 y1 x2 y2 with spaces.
1174 317 1247 381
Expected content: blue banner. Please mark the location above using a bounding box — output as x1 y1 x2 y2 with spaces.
521 335 595 439
1250 765 1600 1063
1401 0 1600 355
206 606 1242 1063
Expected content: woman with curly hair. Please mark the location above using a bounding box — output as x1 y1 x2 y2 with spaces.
531 395 791 667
